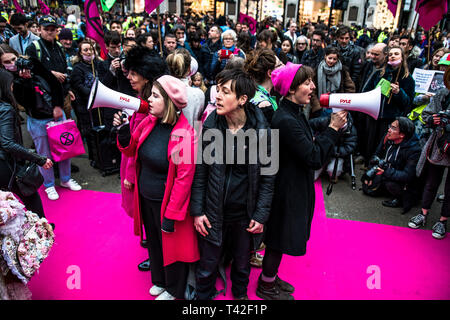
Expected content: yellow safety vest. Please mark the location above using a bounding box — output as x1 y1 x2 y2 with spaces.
378 32 388 43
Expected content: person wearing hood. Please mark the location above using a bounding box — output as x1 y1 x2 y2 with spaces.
362 117 421 214
361 45 416 167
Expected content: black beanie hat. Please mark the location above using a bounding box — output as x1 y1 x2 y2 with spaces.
123 46 168 82
58 28 73 41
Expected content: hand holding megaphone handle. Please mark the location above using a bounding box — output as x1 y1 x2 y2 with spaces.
113 111 129 130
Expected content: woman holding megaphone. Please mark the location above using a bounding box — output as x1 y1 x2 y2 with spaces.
114 75 199 300
115 46 167 271
256 63 347 300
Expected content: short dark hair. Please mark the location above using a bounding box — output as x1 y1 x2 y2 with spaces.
400 35 414 46
122 37 137 47
216 69 256 101
336 26 351 38
0 17 7 24
289 66 315 94
312 30 325 41
164 33 176 40
10 13 27 26
110 20 121 28
324 46 340 57
396 117 415 140
136 32 154 46
104 31 121 46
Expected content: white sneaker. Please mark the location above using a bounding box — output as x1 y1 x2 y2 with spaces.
155 290 175 300
45 186 59 200
60 179 82 191
149 285 165 296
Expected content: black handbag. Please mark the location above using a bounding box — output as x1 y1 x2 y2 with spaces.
8 160 44 197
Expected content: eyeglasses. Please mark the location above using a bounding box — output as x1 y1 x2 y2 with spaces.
298 43 306 45
223 37 234 41
388 124 399 131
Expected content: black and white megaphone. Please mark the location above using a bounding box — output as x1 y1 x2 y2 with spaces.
319 87 381 120
87 78 149 115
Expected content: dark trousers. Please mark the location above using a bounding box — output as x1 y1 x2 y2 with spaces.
196 219 252 300
140 196 188 299
422 163 449 218
262 247 283 278
0 160 45 219
363 118 391 167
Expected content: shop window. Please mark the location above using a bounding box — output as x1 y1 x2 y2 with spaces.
228 2 236 14
348 6 358 21
287 4 296 17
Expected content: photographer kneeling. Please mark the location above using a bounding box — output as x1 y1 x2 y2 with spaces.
362 117 421 214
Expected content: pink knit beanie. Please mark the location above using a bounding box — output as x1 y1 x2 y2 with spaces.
155 75 188 109
271 62 303 97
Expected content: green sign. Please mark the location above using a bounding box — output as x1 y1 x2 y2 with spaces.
101 0 116 12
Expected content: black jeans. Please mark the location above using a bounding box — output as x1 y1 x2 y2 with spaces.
196 218 252 300
422 163 449 218
140 196 188 299
0 159 45 218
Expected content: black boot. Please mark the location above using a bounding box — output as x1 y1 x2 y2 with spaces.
275 275 295 293
256 275 294 300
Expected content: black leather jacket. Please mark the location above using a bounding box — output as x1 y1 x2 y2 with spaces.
0 102 47 166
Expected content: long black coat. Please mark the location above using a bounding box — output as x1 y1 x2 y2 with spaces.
264 98 339 256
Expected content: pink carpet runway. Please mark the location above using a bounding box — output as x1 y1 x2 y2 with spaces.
28 182 450 300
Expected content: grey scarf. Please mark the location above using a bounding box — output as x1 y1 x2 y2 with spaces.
317 60 342 97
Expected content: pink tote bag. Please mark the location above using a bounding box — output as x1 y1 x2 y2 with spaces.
46 119 85 162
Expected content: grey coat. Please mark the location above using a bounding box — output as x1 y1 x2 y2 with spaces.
8 32 39 55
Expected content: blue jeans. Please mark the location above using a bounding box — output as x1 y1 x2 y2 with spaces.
27 116 71 188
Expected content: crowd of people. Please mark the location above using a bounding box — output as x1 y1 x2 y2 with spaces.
0 4 448 301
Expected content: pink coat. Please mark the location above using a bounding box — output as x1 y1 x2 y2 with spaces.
120 112 147 218
117 113 200 267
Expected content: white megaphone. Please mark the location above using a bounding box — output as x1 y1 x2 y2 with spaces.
319 87 381 120
87 79 149 115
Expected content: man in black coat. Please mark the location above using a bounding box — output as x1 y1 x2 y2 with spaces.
25 15 75 119
328 26 363 91
399 36 424 74
300 30 325 70
362 117 421 213
198 25 222 85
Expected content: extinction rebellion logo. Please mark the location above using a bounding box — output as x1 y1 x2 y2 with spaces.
60 132 75 146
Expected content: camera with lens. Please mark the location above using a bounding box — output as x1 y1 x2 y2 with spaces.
436 110 450 131
365 156 389 179
426 109 450 131
15 57 33 71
